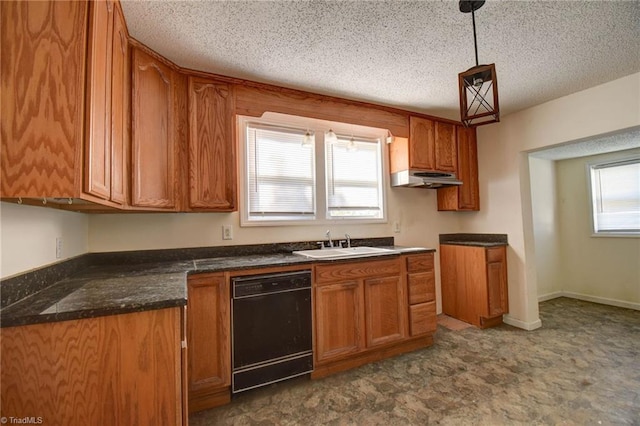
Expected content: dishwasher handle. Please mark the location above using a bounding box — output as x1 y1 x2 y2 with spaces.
232 270 311 298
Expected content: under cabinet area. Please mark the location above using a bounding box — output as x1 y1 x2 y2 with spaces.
0 308 185 426
440 244 508 328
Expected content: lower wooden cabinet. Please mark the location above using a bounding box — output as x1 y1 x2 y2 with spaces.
315 280 365 363
364 274 406 347
440 244 509 328
406 253 437 336
186 272 231 412
313 254 435 378
0 308 184 425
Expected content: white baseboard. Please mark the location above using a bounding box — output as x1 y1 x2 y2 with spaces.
538 291 640 311
538 291 563 302
503 315 542 331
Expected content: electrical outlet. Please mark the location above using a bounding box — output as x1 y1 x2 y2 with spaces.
393 221 401 233
56 237 63 259
222 225 233 240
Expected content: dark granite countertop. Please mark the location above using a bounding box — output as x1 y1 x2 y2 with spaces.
0 243 433 328
439 233 508 247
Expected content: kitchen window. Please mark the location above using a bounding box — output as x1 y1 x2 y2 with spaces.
239 114 387 225
588 156 640 236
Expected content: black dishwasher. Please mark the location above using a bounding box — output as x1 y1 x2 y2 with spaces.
231 270 313 393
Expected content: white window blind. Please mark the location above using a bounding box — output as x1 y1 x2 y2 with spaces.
325 136 383 219
590 158 640 234
246 124 316 221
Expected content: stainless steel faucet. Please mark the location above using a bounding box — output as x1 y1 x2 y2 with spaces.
345 233 351 248
325 230 334 248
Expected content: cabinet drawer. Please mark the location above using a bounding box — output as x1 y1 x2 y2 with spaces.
408 272 435 304
315 258 401 285
409 302 436 336
486 247 505 263
406 253 434 273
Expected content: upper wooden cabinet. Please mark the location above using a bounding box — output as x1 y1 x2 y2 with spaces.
1 0 129 209
109 4 129 205
408 116 457 173
1 1 88 200
131 47 181 210
84 0 129 205
437 126 480 211
84 0 114 200
187 77 237 211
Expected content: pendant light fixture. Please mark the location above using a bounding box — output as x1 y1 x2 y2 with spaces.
325 129 338 143
302 129 314 146
458 0 499 127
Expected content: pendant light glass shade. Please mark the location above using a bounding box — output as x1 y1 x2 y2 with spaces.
302 130 314 146
325 129 338 143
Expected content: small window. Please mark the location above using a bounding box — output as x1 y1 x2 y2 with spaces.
588 157 640 236
326 135 383 219
246 124 316 222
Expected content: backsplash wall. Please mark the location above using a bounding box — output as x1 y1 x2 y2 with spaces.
1 202 89 279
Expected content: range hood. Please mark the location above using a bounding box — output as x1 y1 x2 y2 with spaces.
391 170 463 188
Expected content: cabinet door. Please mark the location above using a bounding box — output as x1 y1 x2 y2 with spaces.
131 48 176 209
1 308 183 425
109 4 128 204
409 116 435 170
84 0 114 200
486 248 508 317
364 275 406 347
1 1 88 198
188 77 236 210
409 301 437 336
457 126 479 210
187 274 230 397
439 245 458 317
434 121 457 173
437 126 479 211
315 281 364 363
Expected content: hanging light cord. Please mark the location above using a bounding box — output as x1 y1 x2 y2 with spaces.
472 7 479 67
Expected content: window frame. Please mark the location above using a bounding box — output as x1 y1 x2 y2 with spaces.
586 155 640 238
238 113 389 227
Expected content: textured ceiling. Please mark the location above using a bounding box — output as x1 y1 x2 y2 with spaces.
121 0 640 120
529 127 640 161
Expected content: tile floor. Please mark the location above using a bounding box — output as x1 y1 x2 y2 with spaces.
190 298 640 425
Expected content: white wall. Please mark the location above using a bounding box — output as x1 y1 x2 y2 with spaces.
555 150 640 307
529 157 562 298
0 202 89 279
466 72 640 329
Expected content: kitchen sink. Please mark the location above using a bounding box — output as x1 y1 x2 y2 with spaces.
292 246 399 259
